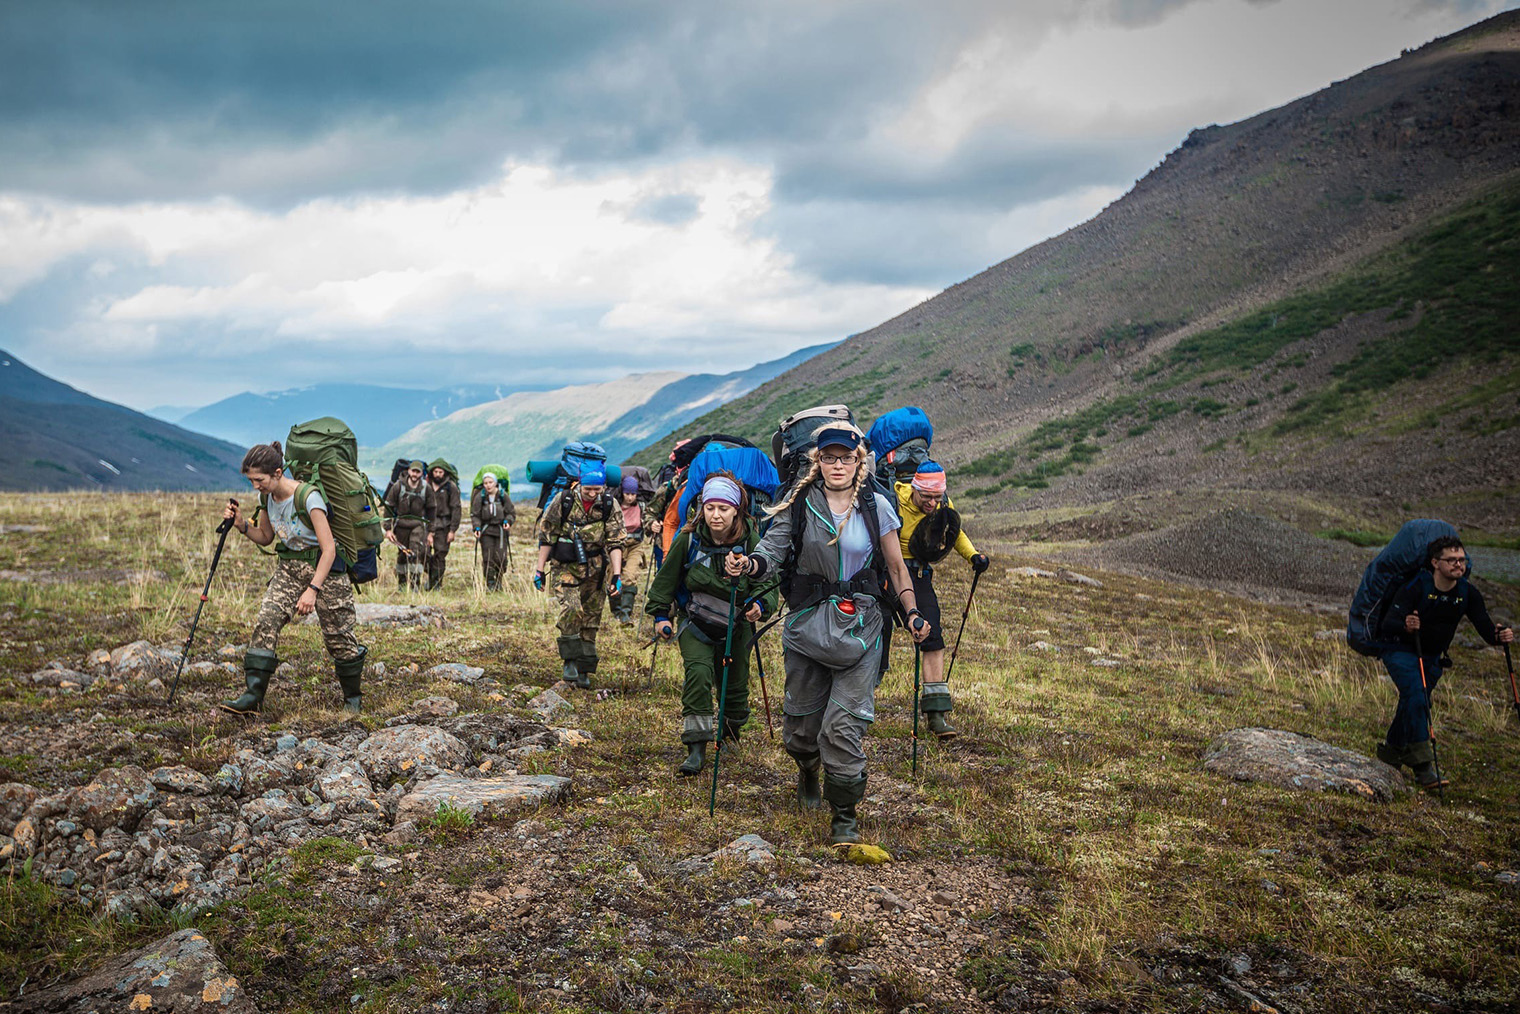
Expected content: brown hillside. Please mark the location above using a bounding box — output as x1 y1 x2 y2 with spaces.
655 11 1520 538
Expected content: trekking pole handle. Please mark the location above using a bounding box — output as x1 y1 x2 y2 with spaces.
729 547 744 584
216 497 239 536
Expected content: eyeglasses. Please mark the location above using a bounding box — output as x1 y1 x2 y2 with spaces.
1436 556 1466 566
818 453 854 466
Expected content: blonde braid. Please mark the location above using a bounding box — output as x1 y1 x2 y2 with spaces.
764 451 824 518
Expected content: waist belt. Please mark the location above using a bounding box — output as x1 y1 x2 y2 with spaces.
396 514 426 523
277 545 320 563
785 570 885 612
905 559 933 579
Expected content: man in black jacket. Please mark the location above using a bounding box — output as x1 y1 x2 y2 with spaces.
1377 536 1513 788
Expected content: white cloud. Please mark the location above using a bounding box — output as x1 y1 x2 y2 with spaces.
9 157 933 370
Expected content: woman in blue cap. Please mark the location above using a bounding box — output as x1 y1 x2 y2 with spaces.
533 467 626 688
726 422 930 846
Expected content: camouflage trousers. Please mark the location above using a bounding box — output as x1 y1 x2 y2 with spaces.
392 519 427 582
553 559 612 641
250 558 363 662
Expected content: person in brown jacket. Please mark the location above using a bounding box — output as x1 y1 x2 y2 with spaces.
383 459 434 591
471 471 516 590
425 459 463 590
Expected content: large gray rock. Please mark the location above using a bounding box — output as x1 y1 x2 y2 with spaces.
425 662 484 685
150 765 214 796
302 602 444 627
315 759 375 803
58 765 162 833
355 725 472 784
396 773 570 823
15 927 258 1012
1202 728 1408 803
110 640 180 678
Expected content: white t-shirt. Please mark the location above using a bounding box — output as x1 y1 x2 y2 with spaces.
830 492 900 579
267 488 327 550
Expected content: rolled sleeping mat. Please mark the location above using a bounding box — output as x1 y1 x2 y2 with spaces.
525 461 623 488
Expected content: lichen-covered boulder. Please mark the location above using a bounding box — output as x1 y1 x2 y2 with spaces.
396 773 570 823
316 759 376 803
61 765 162 833
150 765 214 796
1202 728 1408 802
16 927 258 1012
355 724 471 784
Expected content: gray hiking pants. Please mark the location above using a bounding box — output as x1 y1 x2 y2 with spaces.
781 644 878 781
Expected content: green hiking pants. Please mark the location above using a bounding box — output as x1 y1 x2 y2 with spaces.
678 621 752 743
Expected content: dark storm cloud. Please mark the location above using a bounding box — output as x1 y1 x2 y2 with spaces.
0 0 974 206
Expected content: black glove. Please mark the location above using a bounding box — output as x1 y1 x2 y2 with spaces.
971 553 990 574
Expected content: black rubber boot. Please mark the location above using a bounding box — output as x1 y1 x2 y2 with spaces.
1375 741 1403 768
822 773 868 845
426 576 442 591
396 575 407 592
335 647 366 715
678 741 706 777
791 752 822 810
221 649 278 715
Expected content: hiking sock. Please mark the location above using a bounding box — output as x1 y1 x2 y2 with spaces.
221 649 278 715
822 773 868 845
335 647 366 715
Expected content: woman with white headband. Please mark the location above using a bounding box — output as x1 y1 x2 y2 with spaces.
647 471 779 776
726 423 929 846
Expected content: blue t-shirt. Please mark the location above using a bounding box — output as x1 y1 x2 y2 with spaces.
829 492 900 579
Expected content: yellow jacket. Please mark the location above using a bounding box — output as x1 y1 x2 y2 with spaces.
895 482 977 563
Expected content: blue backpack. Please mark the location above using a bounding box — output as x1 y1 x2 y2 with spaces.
676 445 782 527
868 406 934 482
1346 519 1464 657
525 441 623 509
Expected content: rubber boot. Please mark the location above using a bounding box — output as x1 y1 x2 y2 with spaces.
335 646 366 715
926 711 957 741
791 752 822 810
678 741 707 777
921 682 956 741
396 575 407 592
1375 741 1403 768
426 576 442 592
221 649 278 715
557 637 582 688
822 773 868 845
574 640 596 689
1404 741 1449 789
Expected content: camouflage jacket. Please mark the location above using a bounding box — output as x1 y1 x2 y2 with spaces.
537 488 627 557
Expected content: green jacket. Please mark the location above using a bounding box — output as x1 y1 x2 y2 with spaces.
646 519 778 624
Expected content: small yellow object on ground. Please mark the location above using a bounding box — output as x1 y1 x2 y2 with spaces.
835 843 892 864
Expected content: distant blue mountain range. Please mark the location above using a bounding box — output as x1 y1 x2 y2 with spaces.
167 382 539 448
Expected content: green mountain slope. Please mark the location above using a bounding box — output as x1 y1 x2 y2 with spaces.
634 13 1520 534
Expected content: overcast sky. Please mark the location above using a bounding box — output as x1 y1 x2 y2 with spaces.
1 0 1512 410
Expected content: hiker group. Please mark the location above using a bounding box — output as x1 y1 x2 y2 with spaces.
379 457 516 592
199 401 1512 851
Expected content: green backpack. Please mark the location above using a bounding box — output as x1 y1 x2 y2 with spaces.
267 417 385 582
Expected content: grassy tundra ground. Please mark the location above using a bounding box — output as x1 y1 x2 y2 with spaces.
1 492 1517 1012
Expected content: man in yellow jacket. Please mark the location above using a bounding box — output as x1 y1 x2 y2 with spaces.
895 461 989 740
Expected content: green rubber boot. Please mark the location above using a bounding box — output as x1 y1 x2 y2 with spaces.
1404 741 1449 790
221 649 278 715
822 773 868 846
791 752 822 810
678 741 706 777
335 646 366 715
1375 741 1403 768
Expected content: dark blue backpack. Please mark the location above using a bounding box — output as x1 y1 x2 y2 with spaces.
1346 519 1464 657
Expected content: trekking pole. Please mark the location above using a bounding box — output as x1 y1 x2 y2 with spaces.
168 500 238 707
751 623 774 740
1415 630 1446 804
709 552 742 816
944 569 982 685
911 629 924 777
1501 628 1517 726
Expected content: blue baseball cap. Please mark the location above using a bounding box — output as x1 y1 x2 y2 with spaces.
814 426 861 452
